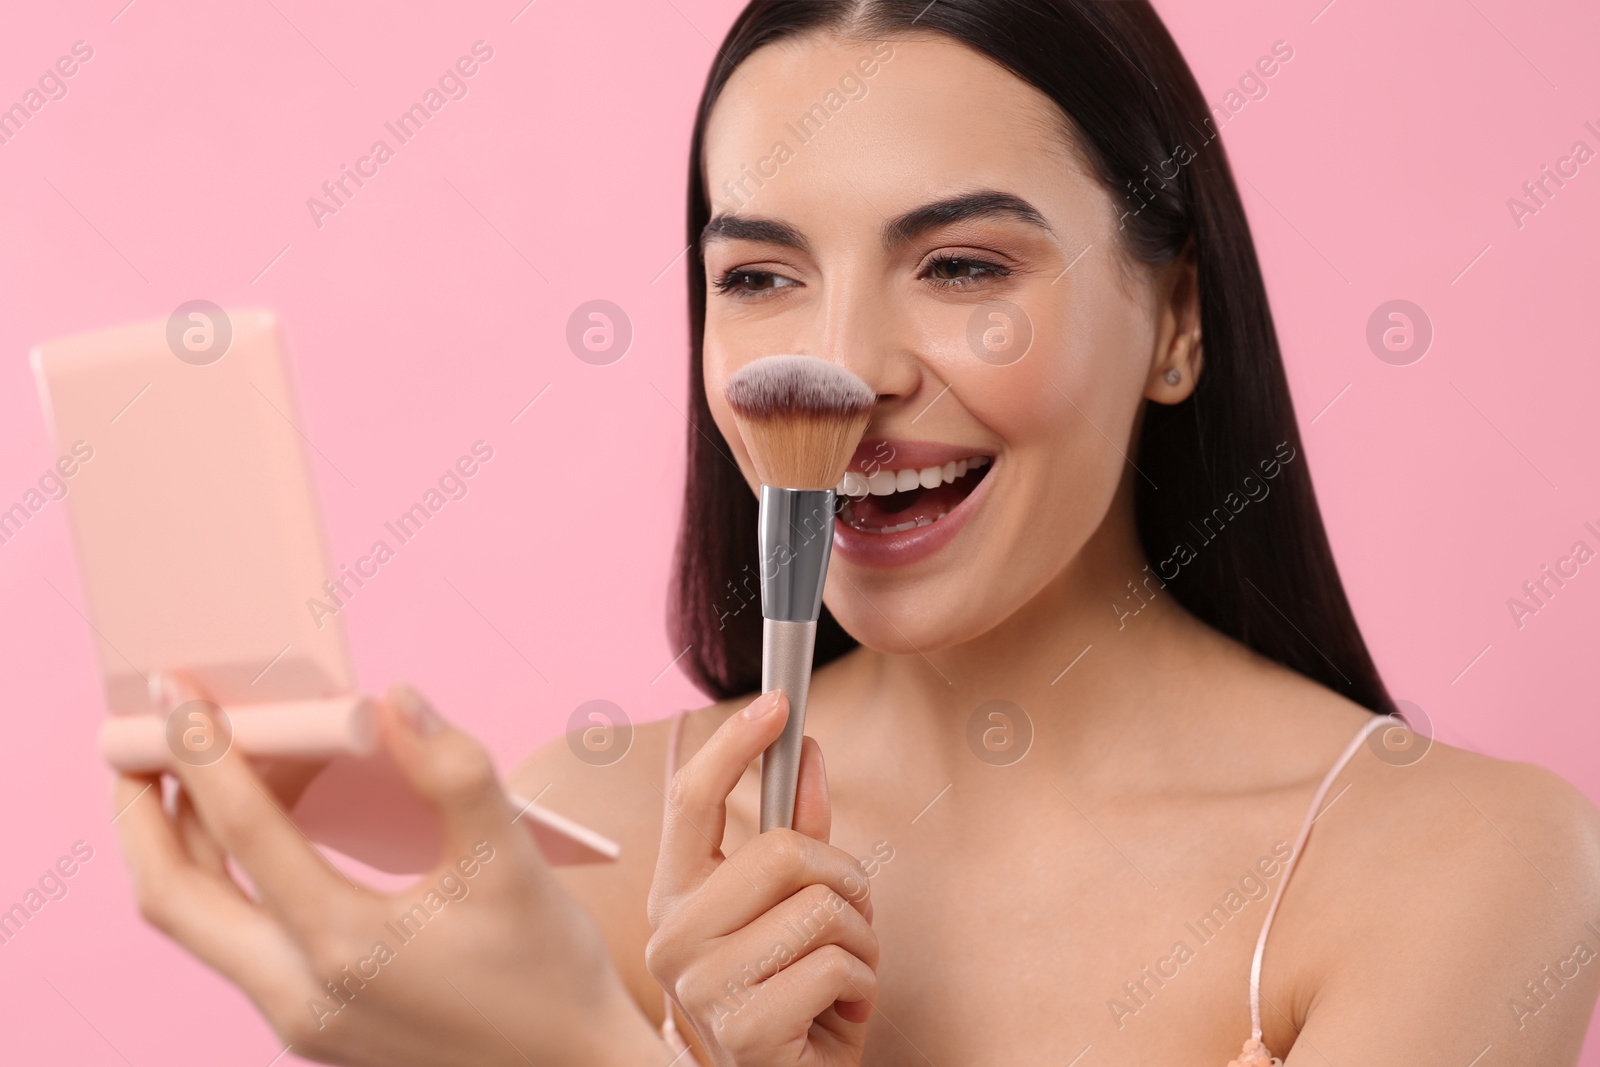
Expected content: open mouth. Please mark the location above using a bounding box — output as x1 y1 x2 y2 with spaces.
836 456 992 534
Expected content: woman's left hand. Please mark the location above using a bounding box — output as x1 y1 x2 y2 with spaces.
646 690 880 1067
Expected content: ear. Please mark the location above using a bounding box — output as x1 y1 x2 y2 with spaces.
1143 246 1202 404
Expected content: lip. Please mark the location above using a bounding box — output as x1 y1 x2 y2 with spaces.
832 438 996 569
843 438 989 476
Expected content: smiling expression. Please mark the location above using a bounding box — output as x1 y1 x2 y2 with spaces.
699 32 1196 655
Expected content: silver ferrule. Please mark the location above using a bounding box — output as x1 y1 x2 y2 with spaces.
757 485 837 624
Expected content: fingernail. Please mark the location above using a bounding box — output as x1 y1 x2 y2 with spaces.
148 670 197 712
742 690 782 721
863 900 875 924
390 682 443 735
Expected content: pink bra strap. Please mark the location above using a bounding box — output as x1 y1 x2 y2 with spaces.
660 710 692 1058
1247 714 1394 1041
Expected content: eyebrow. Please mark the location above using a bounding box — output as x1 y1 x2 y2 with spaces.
699 190 1054 256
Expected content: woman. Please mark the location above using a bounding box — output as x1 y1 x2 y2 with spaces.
115 2 1600 1064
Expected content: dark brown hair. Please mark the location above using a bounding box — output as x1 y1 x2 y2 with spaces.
669 0 1393 716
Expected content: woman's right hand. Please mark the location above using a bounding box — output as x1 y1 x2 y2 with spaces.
646 691 880 1067
113 674 669 1066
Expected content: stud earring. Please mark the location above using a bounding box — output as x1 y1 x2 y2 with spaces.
1165 368 1181 385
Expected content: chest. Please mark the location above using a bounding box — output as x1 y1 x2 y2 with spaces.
724 768 1310 1065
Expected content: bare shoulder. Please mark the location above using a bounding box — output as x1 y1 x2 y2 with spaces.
1327 730 1600 913
503 695 753 1018
1274 698 1600 1059
505 695 750 900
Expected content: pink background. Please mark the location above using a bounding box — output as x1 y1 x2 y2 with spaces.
2 0 1596 1062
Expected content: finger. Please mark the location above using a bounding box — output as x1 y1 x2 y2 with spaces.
150 671 227 883
378 682 522 858
152 671 358 932
254 755 331 810
669 829 873 942
173 783 231 881
791 740 876 924
698 882 881 990
791 736 830 843
152 669 318 878
112 773 309 1002
651 690 789 918
721 944 877 1054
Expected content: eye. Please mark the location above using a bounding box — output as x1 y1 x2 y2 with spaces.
923 255 1009 289
711 268 800 299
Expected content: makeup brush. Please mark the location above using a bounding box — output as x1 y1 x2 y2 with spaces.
724 355 875 832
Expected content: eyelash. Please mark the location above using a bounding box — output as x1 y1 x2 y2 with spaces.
711 255 1010 299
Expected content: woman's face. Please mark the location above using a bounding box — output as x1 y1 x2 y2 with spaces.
701 32 1195 656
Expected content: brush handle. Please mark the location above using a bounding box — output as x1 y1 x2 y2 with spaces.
759 618 818 832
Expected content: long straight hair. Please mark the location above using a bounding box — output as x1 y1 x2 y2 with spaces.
669 0 1394 715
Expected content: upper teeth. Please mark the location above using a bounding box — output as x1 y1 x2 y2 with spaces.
837 455 990 497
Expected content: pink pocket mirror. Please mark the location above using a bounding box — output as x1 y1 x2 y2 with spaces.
31 308 616 872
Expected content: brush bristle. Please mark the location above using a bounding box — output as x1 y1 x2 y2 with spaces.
724 355 875 490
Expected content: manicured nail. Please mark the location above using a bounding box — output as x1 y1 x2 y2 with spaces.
743 690 783 721
390 682 443 735
148 670 197 712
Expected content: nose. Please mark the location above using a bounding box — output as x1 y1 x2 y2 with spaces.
806 272 922 411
